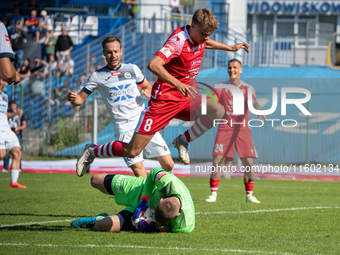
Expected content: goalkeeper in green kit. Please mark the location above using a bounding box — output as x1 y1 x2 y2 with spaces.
71 168 195 233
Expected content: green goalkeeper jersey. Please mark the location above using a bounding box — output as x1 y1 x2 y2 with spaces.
111 168 195 233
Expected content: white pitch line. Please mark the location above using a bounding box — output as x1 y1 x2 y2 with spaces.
0 219 73 228
195 206 340 215
0 243 285 254
1 207 339 228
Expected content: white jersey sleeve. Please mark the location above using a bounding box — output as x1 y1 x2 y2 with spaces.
132 64 145 85
83 72 99 94
0 22 15 61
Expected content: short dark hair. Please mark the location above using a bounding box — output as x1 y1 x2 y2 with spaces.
102 36 121 50
9 100 17 105
155 197 180 225
228 59 242 67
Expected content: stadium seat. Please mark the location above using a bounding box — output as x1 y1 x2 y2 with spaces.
84 16 99 36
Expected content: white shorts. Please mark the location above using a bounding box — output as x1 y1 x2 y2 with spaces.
115 130 170 167
0 129 20 155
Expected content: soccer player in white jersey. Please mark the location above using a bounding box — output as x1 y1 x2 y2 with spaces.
0 21 20 84
0 79 26 188
68 36 174 177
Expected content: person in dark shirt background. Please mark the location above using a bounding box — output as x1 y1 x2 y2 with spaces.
55 27 73 61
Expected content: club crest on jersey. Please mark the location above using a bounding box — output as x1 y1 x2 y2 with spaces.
124 72 131 79
160 43 176 58
156 172 166 180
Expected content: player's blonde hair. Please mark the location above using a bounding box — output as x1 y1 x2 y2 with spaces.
155 197 180 225
192 8 219 33
102 36 122 50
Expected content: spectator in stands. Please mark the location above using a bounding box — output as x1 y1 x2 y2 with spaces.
90 54 98 69
31 57 48 80
17 58 31 81
52 79 71 106
25 10 39 41
56 54 74 78
43 29 56 60
55 27 73 61
36 10 53 43
96 55 107 70
8 9 26 30
2 100 27 174
44 55 58 77
121 0 139 18
26 0 39 13
10 25 27 69
12 0 24 8
170 0 181 31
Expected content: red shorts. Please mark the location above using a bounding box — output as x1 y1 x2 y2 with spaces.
136 96 202 135
212 129 257 160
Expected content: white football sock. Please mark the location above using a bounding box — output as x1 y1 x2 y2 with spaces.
10 170 20 184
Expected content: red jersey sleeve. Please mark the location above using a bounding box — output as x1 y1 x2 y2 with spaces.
156 32 184 64
250 86 256 99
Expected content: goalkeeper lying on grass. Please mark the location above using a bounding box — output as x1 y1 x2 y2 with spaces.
71 168 195 233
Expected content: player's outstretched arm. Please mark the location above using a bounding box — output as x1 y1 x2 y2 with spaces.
0 58 20 85
148 56 197 98
205 39 250 53
68 91 89 106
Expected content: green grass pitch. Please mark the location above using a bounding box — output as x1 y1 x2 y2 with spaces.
1 172 339 254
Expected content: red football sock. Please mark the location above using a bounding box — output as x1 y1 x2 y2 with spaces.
183 115 214 143
210 178 220 195
244 180 255 195
93 141 126 157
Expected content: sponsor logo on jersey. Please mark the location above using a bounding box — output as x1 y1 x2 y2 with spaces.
156 172 166 180
124 72 132 79
160 43 176 58
111 71 122 76
116 175 126 193
5 35 9 41
110 84 136 102
190 57 202 68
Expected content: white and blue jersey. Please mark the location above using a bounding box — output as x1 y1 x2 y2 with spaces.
82 63 170 166
0 21 15 61
83 63 145 135
0 92 20 151
0 92 10 131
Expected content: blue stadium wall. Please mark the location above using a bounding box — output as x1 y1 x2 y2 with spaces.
56 66 340 164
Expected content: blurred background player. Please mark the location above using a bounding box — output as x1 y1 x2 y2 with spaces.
0 79 26 188
0 21 20 85
75 8 250 175
68 36 174 177
2 100 27 173
71 168 195 233
205 59 265 203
